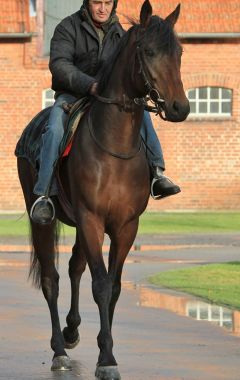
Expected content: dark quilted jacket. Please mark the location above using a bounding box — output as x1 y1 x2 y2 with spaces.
49 10 124 98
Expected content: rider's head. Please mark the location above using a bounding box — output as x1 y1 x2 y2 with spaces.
83 0 118 24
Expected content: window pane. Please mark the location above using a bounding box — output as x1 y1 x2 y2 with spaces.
222 88 231 99
222 102 231 114
211 307 220 320
187 89 196 99
199 102 207 113
46 89 54 98
30 0 36 16
200 307 208 320
199 87 207 99
43 89 55 109
210 87 219 99
210 102 219 113
189 102 196 113
188 308 197 318
45 101 54 108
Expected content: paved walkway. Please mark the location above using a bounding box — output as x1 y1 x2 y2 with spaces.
0 234 240 379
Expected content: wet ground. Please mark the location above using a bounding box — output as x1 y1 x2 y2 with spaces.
1 234 240 379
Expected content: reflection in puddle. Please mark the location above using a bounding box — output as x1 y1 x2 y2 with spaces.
123 281 240 336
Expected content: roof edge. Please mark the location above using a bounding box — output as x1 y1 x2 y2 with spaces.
178 33 240 39
0 33 35 39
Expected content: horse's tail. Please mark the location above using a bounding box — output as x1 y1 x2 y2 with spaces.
28 220 61 289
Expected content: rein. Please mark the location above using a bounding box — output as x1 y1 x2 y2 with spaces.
87 111 142 160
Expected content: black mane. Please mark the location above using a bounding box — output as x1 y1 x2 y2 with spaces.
97 27 134 93
97 15 181 93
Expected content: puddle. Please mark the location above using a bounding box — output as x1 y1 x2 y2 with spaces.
123 281 240 336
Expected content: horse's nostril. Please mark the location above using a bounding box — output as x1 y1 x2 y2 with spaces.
173 101 179 113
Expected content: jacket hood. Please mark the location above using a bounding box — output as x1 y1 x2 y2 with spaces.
80 0 119 30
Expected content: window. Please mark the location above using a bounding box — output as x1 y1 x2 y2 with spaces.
30 0 37 16
42 89 55 109
187 87 232 117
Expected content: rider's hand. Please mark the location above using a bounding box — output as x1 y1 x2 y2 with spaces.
89 82 98 95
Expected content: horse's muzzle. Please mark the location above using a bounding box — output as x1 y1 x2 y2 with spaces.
164 100 190 122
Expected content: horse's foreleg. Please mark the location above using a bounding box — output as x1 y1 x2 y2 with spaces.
108 219 139 328
63 234 86 349
31 223 71 371
75 217 120 379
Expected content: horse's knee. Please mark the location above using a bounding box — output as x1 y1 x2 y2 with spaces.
112 281 121 302
92 277 112 305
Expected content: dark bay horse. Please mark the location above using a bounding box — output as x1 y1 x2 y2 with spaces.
17 1 189 378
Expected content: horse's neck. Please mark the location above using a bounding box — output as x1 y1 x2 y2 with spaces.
91 49 143 153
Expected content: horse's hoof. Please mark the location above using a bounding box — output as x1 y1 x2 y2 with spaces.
64 335 80 349
51 355 72 371
62 327 80 349
95 365 121 380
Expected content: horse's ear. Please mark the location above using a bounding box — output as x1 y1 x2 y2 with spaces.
165 4 181 27
140 0 152 28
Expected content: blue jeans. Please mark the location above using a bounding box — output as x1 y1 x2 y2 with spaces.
141 111 165 170
33 93 77 196
33 93 165 196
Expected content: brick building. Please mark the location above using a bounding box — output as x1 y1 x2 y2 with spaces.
0 0 239 211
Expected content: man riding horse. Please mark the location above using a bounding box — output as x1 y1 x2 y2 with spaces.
31 0 181 224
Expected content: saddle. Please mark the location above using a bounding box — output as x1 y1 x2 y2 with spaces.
15 97 91 224
15 97 91 169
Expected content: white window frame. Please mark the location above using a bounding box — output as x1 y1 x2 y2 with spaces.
30 0 37 16
186 86 232 118
42 89 55 109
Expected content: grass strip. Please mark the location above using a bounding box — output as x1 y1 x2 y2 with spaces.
0 212 240 236
149 262 240 310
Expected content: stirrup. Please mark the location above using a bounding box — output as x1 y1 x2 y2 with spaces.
150 177 162 199
30 196 55 222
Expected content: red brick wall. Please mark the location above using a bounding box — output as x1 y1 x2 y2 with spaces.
0 22 239 211
0 32 50 211
148 42 240 210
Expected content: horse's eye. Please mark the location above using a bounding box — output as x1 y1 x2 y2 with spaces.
144 49 154 57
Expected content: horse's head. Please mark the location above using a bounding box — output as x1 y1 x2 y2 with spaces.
133 0 190 122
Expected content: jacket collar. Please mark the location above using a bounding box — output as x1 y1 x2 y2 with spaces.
80 15 122 42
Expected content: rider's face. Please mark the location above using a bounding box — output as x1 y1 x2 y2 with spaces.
88 0 114 24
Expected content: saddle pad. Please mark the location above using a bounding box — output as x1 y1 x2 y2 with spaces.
15 107 52 169
15 97 91 169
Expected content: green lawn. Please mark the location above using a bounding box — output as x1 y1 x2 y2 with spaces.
149 262 240 310
137 212 240 234
0 212 240 236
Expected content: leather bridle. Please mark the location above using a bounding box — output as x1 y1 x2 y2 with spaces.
135 45 167 121
88 33 168 159
93 43 167 120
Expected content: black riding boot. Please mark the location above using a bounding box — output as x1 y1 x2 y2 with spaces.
151 166 181 199
30 196 55 224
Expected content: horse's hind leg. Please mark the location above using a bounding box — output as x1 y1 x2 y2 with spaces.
31 222 71 371
62 233 86 348
18 158 70 370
